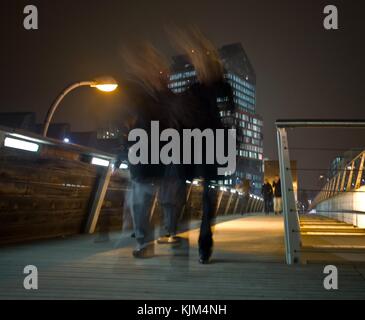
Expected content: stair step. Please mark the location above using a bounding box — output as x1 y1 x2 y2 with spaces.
301 245 365 254
301 231 365 236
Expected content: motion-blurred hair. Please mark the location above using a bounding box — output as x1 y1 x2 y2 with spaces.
121 42 170 92
167 26 224 84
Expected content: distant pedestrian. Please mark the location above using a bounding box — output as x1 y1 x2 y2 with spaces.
261 179 273 215
272 176 282 215
171 27 235 264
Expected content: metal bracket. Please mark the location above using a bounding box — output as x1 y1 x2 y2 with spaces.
224 193 234 215
85 163 114 234
355 153 365 189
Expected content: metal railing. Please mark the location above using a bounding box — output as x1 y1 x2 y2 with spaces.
311 150 365 207
276 119 365 264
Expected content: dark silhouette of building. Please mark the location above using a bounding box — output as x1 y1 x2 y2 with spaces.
0 112 36 131
35 123 71 141
0 112 73 142
70 131 123 154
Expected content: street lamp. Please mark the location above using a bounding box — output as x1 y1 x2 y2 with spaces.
42 77 118 137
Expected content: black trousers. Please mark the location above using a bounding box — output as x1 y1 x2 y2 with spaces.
264 197 271 214
198 180 214 252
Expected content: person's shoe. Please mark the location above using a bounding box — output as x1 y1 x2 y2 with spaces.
132 244 155 258
198 235 213 264
168 236 181 244
157 235 181 244
157 235 170 244
199 248 212 264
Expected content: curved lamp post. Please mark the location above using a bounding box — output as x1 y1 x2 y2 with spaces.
42 77 118 137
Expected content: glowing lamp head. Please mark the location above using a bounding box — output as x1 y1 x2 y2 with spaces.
95 84 118 92
91 77 118 92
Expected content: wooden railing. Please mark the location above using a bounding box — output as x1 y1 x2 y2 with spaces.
0 126 263 245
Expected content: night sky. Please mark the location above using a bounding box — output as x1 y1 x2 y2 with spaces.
2 0 365 194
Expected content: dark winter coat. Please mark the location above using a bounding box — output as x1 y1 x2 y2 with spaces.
272 180 282 197
181 79 235 181
261 182 273 199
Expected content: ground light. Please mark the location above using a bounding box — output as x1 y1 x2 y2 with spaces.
4 137 39 152
91 157 110 167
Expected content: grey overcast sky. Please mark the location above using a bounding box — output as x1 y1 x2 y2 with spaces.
1 0 365 191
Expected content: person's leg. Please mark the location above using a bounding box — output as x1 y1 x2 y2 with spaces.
269 197 274 212
158 203 173 240
158 175 171 239
278 197 283 215
131 181 156 255
264 198 269 215
158 179 186 244
171 179 187 235
162 206 171 237
198 180 214 263
122 188 135 238
273 197 278 215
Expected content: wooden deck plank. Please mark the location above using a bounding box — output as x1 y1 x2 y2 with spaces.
0 215 364 299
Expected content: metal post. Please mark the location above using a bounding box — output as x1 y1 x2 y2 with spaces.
251 199 257 212
245 197 251 213
149 190 159 222
277 127 301 264
340 169 347 192
255 200 260 212
332 177 337 196
178 183 194 221
334 173 341 196
346 161 355 191
186 183 193 202
224 193 234 216
239 196 247 214
247 197 253 212
215 191 224 216
233 195 240 214
85 163 113 234
255 199 261 212
323 183 328 200
355 153 365 189
327 181 332 199
327 180 334 198
43 81 94 137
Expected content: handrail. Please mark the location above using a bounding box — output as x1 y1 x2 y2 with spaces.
311 150 365 208
276 119 365 128
0 125 115 161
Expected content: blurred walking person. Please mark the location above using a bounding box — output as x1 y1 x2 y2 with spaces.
122 43 189 257
170 27 234 263
121 44 173 258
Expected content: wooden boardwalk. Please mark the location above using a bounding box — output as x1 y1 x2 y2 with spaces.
0 215 365 300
